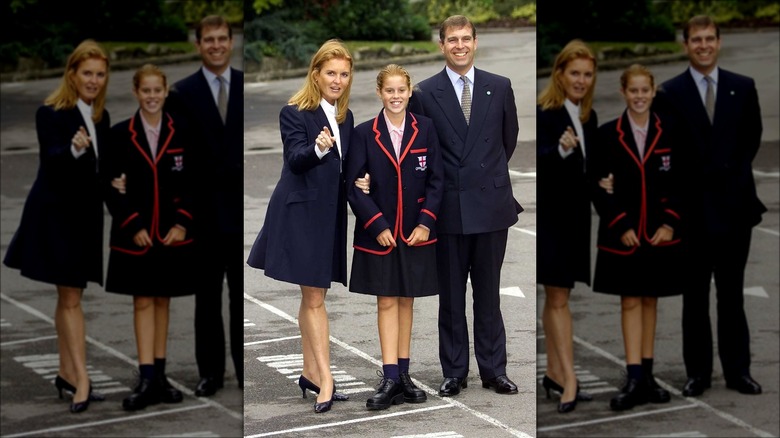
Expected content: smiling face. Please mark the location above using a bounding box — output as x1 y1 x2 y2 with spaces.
684 24 721 75
315 58 351 105
133 74 167 118
621 73 655 118
559 57 595 104
71 58 107 104
196 24 233 75
439 25 477 75
377 74 411 119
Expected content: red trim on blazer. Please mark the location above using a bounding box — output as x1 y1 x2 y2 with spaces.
664 208 680 220
654 148 671 154
608 212 627 229
417 197 425 203
421 209 437 220
364 212 383 230
409 148 427 153
121 212 140 229
110 244 150 256
177 208 193 220
598 244 638 256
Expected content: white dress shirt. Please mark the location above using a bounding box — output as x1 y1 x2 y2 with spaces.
201 66 231 108
314 98 342 163
445 66 475 105
560 98 586 159
689 66 719 108
72 98 98 158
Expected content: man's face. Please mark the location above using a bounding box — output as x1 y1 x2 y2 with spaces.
684 25 721 75
196 24 233 74
439 25 477 75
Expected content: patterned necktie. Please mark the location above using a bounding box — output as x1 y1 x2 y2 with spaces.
704 75 715 124
217 76 228 124
460 76 471 125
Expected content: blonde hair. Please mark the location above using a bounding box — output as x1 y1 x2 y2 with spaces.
132 63 168 91
620 63 655 90
44 39 109 123
376 64 413 91
537 39 597 123
288 39 353 124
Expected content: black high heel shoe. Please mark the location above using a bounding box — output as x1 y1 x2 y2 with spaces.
298 375 349 401
70 389 90 414
541 375 593 401
313 383 337 413
55 376 106 402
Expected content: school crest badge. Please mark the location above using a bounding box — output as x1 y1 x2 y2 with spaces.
415 155 427 172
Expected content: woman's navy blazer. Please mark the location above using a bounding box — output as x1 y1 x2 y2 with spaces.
247 104 353 288
346 110 443 254
4 105 109 287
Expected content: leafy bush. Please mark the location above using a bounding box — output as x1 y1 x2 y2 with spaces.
512 3 536 24
756 2 780 22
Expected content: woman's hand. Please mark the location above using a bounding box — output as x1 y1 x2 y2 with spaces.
316 126 337 153
559 126 579 151
133 229 152 247
599 173 614 194
111 173 127 194
407 225 430 246
649 225 673 246
162 225 186 246
620 229 640 247
355 172 371 194
72 126 92 151
376 229 396 248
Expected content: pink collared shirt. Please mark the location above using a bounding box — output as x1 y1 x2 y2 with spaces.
383 110 405 160
627 113 648 159
140 113 161 159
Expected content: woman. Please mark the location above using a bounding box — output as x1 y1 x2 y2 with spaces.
247 39 355 414
3 39 110 413
592 64 684 411
103 64 195 411
536 39 598 413
346 64 443 410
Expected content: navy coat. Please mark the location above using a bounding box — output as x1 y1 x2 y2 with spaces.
247 104 354 288
346 110 443 254
536 105 598 287
103 111 196 295
4 105 109 288
410 68 521 235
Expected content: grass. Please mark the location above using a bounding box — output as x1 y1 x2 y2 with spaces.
100 41 196 53
343 40 439 55
588 41 682 54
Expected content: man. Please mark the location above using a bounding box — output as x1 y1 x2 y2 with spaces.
657 15 765 397
166 15 244 396
409 15 522 396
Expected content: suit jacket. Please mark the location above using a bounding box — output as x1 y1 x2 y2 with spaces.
592 110 682 255
536 105 598 287
656 68 766 233
410 67 521 234
247 104 353 288
346 110 443 254
166 67 243 238
104 111 194 255
4 105 109 287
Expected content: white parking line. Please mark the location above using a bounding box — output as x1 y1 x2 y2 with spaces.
245 335 301 346
511 227 536 236
246 293 533 438
537 404 698 433
246 404 454 437
1 335 58 347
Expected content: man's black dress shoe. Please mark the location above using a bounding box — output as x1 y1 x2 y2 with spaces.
399 372 427 403
610 377 648 411
195 377 224 397
726 375 762 395
482 375 518 394
439 377 467 397
123 377 161 411
366 378 404 410
645 374 670 403
682 376 711 397
158 375 183 403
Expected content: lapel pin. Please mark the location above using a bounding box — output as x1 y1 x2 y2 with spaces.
487 91 491 95
730 90 735 95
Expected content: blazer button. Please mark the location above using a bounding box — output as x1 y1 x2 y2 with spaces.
481 186 486 191
480 163 486 168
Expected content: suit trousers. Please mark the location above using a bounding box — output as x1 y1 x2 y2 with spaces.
194 231 244 383
437 229 508 379
682 226 753 380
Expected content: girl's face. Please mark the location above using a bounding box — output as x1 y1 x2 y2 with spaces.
377 75 411 117
133 74 167 117
621 74 655 117
315 58 351 105
559 57 594 104
71 58 107 104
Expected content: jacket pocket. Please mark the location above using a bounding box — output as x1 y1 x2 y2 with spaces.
286 188 319 204
493 173 511 188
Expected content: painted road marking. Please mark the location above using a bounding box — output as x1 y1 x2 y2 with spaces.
393 432 464 438
638 432 707 437
744 286 769 298
1 318 10 327
500 286 525 298
537 352 619 396
246 294 533 438
244 318 256 327
258 353 375 395
245 335 301 346
537 404 699 433
15 353 130 395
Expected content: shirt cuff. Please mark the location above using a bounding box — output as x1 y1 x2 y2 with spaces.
71 144 86 158
314 143 330 159
558 144 574 158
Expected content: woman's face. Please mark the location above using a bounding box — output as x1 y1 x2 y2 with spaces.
133 74 167 117
559 57 594 104
71 58 107 104
621 74 655 117
315 58 351 105
377 75 411 118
